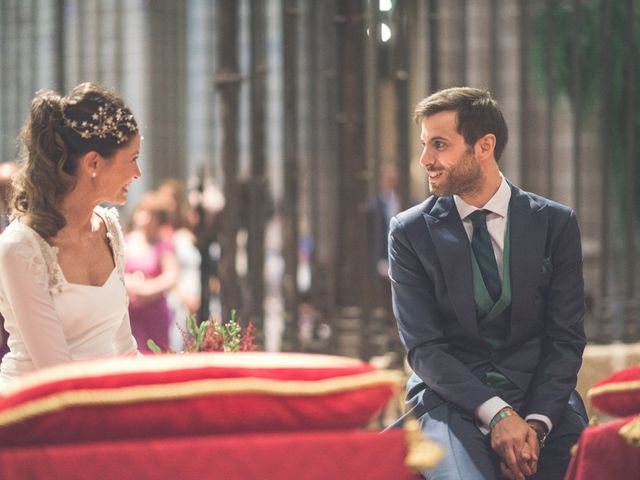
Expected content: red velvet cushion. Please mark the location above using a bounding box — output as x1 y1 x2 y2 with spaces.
588 364 640 417
0 352 399 446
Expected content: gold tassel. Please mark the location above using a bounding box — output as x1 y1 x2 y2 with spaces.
619 415 640 448
404 418 445 471
570 443 579 456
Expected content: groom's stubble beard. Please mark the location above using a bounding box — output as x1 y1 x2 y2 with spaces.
428 149 484 198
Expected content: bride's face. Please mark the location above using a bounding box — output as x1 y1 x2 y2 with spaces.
96 134 142 205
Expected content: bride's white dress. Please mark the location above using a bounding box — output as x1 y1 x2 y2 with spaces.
0 206 138 391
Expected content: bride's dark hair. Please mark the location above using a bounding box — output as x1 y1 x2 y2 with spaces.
11 82 138 238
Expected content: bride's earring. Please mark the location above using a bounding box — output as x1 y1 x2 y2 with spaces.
91 172 97 178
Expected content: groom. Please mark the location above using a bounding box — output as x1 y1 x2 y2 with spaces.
388 87 587 479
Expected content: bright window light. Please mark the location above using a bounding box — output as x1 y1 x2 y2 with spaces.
380 23 391 42
379 0 393 12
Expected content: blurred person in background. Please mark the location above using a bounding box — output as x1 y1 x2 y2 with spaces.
190 172 225 321
0 162 18 231
368 162 402 281
0 161 18 359
125 192 178 352
0 83 141 391
157 178 201 351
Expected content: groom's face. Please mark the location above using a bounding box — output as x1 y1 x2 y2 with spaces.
419 111 483 197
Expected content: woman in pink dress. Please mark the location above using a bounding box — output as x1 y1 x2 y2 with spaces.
125 193 178 352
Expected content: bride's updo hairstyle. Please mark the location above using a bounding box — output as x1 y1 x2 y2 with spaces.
11 82 139 238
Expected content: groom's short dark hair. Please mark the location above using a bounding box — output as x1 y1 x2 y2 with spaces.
414 87 509 161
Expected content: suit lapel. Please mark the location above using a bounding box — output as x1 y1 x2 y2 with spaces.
508 184 548 344
423 197 478 336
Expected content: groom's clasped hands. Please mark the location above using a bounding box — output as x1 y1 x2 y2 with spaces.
491 413 540 480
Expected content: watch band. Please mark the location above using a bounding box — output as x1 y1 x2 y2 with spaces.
535 427 547 449
529 424 548 449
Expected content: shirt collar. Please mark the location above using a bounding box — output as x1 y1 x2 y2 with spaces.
454 173 511 220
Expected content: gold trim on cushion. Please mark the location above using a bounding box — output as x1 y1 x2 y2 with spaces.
2 352 367 397
0 370 402 427
587 380 640 400
619 415 640 448
404 418 444 471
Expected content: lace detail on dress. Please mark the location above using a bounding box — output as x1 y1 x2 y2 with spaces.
0 225 52 311
0 208 126 306
98 206 127 284
0 223 65 296
35 234 65 294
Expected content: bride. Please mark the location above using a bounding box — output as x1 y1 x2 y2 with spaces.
0 82 142 391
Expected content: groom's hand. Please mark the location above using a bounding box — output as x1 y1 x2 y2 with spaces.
499 437 539 480
491 410 539 479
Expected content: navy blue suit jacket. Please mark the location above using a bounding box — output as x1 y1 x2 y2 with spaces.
388 181 586 427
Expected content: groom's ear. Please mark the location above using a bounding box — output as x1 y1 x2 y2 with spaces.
475 134 496 161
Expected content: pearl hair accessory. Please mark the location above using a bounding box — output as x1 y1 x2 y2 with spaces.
61 103 137 144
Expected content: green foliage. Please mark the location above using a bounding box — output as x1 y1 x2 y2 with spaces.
147 339 162 354
531 0 640 233
187 314 212 351
214 309 242 352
